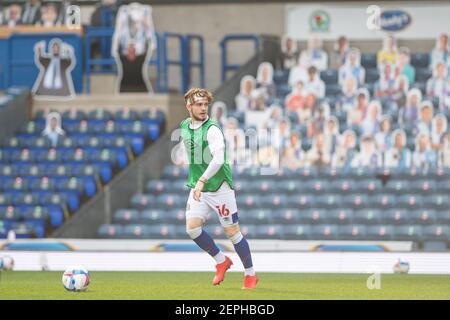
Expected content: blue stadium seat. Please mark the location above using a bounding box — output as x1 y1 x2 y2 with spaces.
9 222 37 238
273 208 301 224
315 194 342 209
130 194 155 209
298 209 327 224
355 179 383 195
260 194 288 209
204 225 227 239
240 209 272 225
393 225 423 241
169 179 190 194
383 209 409 225
385 180 410 195
115 109 139 120
163 209 185 225
409 209 436 225
273 69 289 84
434 210 450 224
0 165 17 176
254 225 284 239
311 224 339 240
236 194 262 209
162 165 188 179
361 53 377 69
422 225 449 241
287 194 316 209
423 194 449 211
409 179 436 195
146 180 172 194
410 53 430 68
123 224 151 238
277 84 291 98
353 209 382 225
114 209 140 224
142 121 161 141
62 109 86 120
320 69 338 84
331 179 357 195
279 180 304 194
88 109 113 120
327 209 353 225
141 109 165 125
283 224 311 240
240 224 257 239
0 205 21 223
325 84 341 96
436 181 450 193
365 68 379 83
248 179 275 194
367 225 394 240
415 68 432 82
147 225 176 239
155 194 183 210
370 194 396 210
342 194 369 210
397 194 423 210
305 179 330 194
338 225 368 240
97 224 124 238
139 209 166 224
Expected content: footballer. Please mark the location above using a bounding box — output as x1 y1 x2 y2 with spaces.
180 88 258 289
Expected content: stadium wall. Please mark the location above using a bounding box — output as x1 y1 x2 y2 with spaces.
4 250 450 274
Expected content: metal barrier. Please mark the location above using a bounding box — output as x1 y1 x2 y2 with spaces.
185 34 205 90
160 32 186 93
220 33 260 82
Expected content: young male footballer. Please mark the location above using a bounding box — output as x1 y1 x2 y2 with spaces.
180 88 258 289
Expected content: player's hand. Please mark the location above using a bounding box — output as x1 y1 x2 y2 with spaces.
193 179 205 202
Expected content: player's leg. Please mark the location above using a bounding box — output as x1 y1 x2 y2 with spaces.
223 223 258 289
205 184 258 289
185 190 226 266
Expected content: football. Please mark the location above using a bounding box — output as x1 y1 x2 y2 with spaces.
393 259 410 274
0 256 14 271
62 267 91 292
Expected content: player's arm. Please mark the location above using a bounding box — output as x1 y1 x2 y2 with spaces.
193 125 225 201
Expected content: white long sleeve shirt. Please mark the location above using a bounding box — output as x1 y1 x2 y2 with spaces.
189 117 226 180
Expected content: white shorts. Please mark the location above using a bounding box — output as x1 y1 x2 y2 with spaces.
186 182 238 227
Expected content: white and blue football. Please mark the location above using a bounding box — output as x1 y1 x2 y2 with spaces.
62 267 90 292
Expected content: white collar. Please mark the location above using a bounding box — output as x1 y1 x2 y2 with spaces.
189 115 209 130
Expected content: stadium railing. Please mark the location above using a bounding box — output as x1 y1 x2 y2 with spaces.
220 33 260 82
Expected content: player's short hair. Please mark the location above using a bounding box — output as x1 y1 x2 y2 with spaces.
184 88 213 105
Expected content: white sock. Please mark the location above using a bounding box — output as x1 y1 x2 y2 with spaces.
213 252 226 264
244 267 255 276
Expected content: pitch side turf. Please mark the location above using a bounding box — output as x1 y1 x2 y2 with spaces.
1 272 450 300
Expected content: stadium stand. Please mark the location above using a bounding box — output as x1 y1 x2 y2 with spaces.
97 32 450 251
0 103 165 238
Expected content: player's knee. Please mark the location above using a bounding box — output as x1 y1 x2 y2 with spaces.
224 224 241 239
186 218 203 230
186 226 202 239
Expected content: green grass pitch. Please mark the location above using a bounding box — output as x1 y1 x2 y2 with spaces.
1 271 450 300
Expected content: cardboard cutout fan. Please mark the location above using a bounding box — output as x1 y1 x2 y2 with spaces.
32 38 76 99
111 2 157 93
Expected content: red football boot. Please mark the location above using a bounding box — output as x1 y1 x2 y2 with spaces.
212 256 233 285
242 274 259 289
